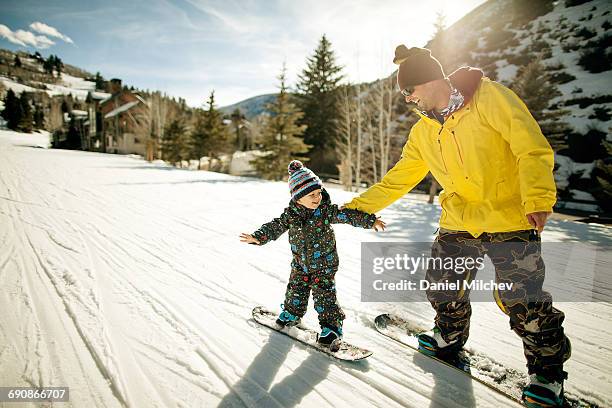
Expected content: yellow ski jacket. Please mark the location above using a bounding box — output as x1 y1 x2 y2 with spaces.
345 69 557 237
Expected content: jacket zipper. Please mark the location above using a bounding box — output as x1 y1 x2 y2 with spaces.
437 127 449 173
451 132 464 165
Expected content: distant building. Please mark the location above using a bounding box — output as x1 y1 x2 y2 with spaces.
90 78 151 156
84 91 106 151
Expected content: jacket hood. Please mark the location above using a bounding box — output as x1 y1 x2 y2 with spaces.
447 66 484 106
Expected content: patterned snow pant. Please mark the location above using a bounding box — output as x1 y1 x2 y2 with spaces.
283 262 345 329
426 229 571 377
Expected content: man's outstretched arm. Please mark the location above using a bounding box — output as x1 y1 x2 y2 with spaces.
344 135 430 214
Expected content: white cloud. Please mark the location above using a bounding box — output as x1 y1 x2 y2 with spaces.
0 24 55 49
0 24 26 46
29 21 74 44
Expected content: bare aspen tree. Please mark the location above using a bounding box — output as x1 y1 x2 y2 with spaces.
336 85 355 191
365 116 378 183
384 76 394 173
151 91 169 160
377 79 385 178
355 82 362 189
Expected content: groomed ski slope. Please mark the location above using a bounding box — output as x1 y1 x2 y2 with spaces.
1 130 610 408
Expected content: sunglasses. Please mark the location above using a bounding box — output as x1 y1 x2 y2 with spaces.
400 86 415 97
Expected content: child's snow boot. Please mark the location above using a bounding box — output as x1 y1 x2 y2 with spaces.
276 306 300 327
318 324 343 345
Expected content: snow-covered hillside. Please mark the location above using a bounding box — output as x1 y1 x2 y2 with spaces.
461 0 612 133
0 72 110 101
220 93 277 120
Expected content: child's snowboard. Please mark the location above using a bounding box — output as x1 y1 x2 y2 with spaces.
374 313 590 408
252 306 372 361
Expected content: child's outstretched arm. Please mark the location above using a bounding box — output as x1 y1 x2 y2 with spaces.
240 208 291 245
328 204 385 231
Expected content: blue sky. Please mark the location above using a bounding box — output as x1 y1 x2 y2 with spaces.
0 0 485 107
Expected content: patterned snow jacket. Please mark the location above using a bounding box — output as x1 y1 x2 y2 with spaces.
252 189 377 272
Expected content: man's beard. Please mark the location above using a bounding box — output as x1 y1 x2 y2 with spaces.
416 99 430 111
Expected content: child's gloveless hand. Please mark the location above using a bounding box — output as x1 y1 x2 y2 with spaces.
240 233 260 245
373 218 386 232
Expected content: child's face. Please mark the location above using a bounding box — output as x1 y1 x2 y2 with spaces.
297 189 322 209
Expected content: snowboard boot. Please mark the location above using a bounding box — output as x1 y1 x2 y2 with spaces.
275 307 300 327
317 324 343 346
522 370 567 408
417 326 463 359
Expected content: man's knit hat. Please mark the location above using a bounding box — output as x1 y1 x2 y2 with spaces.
394 45 445 92
288 160 322 201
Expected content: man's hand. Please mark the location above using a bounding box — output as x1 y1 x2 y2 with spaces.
240 233 260 245
526 211 551 233
373 218 386 232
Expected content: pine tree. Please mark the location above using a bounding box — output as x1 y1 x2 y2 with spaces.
14 55 22 68
54 55 63 76
296 34 344 174
162 118 188 166
190 108 207 165
42 55 63 77
1 89 20 130
252 64 309 180
428 11 451 72
94 72 105 90
190 91 228 169
512 58 569 151
18 93 33 133
43 55 53 75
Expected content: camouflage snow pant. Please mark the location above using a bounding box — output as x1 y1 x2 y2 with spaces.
426 229 571 376
283 262 345 329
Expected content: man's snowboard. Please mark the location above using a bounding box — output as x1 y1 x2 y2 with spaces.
252 306 372 361
374 314 592 408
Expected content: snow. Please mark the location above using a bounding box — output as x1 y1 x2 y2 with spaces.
60 73 96 91
555 154 596 190
1 129 611 407
468 0 612 136
0 73 111 101
0 75 39 94
70 110 88 119
104 100 140 119
495 61 518 84
45 82 96 101
569 189 596 201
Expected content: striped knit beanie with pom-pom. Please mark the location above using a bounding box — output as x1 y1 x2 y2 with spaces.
287 160 322 201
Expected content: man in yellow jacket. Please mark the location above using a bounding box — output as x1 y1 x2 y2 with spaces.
344 46 571 407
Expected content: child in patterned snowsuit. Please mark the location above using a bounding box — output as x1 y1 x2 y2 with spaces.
240 160 385 344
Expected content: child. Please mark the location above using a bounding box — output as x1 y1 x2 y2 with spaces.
240 160 385 345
